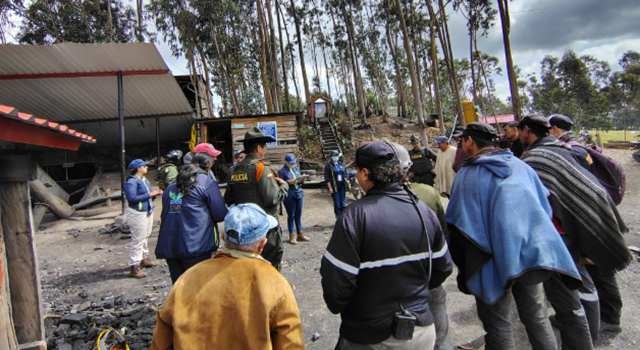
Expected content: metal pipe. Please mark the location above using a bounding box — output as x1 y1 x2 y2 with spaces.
117 72 126 214
155 117 161 169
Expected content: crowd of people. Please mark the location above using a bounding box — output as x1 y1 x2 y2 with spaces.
121 114 630 350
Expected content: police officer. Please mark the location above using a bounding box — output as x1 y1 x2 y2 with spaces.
408 135 437 186
225 127 289 269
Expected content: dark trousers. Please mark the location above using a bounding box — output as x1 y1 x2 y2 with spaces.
261 226 284 270
332 189 347 217
544 274 594 350
284 196 304 234
476 282 557 350
587 264 622 326
166 252 212 284
429 286 452 350
576 264 600 342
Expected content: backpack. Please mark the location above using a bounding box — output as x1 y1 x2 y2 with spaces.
580 145 626 205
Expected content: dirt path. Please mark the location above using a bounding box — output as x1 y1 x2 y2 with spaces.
37 150 640 349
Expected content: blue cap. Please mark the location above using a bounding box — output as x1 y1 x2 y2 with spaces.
224 203 279 246
285 153 297 164
127 159 148 170
434 136 449 144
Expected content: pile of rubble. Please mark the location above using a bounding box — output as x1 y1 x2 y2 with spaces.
46 296 159 350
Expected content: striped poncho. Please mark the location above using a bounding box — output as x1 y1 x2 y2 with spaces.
522 138 631 271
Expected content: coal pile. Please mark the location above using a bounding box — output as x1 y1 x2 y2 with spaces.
46 296 159 350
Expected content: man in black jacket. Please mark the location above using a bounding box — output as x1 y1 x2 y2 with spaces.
320 141 453 350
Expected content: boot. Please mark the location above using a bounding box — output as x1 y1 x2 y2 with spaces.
129 265 145 279
297 233 310 242
287 233 297 245
140 258 156 268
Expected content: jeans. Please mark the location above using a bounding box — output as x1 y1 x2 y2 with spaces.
544 274 594 350
332 188 347 217
166 253 211 284
125 208 154 266
428 286 452 350
336 324 436 350
284 195 304 234
476 282 557 350
587 264 622 326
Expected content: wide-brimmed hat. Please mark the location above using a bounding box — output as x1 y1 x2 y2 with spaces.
548 114 574 130
239 127 276 143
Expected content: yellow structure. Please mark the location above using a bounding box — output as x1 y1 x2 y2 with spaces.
461 100 478 125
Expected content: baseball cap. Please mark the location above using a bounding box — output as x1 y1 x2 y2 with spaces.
284 153 297 164
462 123 498 141
224 203 279 246
127 159 148 170
434 136 449 144
193 143 222 158
355 141 395 169
548 114 574 130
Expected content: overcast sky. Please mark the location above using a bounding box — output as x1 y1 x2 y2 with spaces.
7 0 640 106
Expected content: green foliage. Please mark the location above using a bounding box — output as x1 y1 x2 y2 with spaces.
19 0 137 44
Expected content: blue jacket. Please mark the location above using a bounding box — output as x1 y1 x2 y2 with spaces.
124 175 153 214
446 150 581 304
278 165 304 200
156 173 228 259
324 162 346 192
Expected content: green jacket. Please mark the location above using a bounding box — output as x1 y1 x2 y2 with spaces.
409 182 446 232
157 163 179 190
225 154 288 216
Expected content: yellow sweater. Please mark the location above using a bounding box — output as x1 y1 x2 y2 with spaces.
151 248 304 350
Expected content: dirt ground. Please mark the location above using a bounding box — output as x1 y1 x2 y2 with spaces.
37 149 640 349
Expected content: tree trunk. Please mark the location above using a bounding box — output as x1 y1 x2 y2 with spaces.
256 1 274 112
385 16 407 119
211 31 240 114
396 0 425 129
497 0 521 120
135 0 144 42
469 28 478 103
106 0 114 42
275 0 290 111
265 0 281 111
290 0 311 104
410 23 427 120
278 2 301 105
429 25 444 132
344 9 367 124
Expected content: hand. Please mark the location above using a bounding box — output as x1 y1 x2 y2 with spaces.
275 177 287 186
150 190 163 197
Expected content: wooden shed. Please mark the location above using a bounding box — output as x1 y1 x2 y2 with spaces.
197 111 304 165
307 94 332 124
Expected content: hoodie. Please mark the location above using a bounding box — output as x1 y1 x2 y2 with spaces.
446 150 581 304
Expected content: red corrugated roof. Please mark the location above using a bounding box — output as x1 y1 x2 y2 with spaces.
479 114 515 124
0 104 96 143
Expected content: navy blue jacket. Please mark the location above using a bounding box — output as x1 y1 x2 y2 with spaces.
278 165 304 200
124 175 153 214
156 174 228 259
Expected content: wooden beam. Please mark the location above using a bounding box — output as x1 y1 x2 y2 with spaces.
0 204 19 349
0 183 45 345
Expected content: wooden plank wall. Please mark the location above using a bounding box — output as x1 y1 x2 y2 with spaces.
230 115 299 165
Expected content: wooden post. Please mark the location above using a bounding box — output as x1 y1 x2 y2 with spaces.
0 206 19 349
0 183 46 349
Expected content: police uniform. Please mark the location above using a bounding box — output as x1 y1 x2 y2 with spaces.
225 128 289 269
409 146 436 186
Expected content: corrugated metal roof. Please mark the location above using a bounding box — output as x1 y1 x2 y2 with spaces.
0 43 193 122
0 42 168 75
479 114 515 125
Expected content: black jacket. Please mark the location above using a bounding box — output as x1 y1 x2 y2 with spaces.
320 183 453 344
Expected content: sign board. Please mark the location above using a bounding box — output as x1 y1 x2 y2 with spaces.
257 121 278 148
